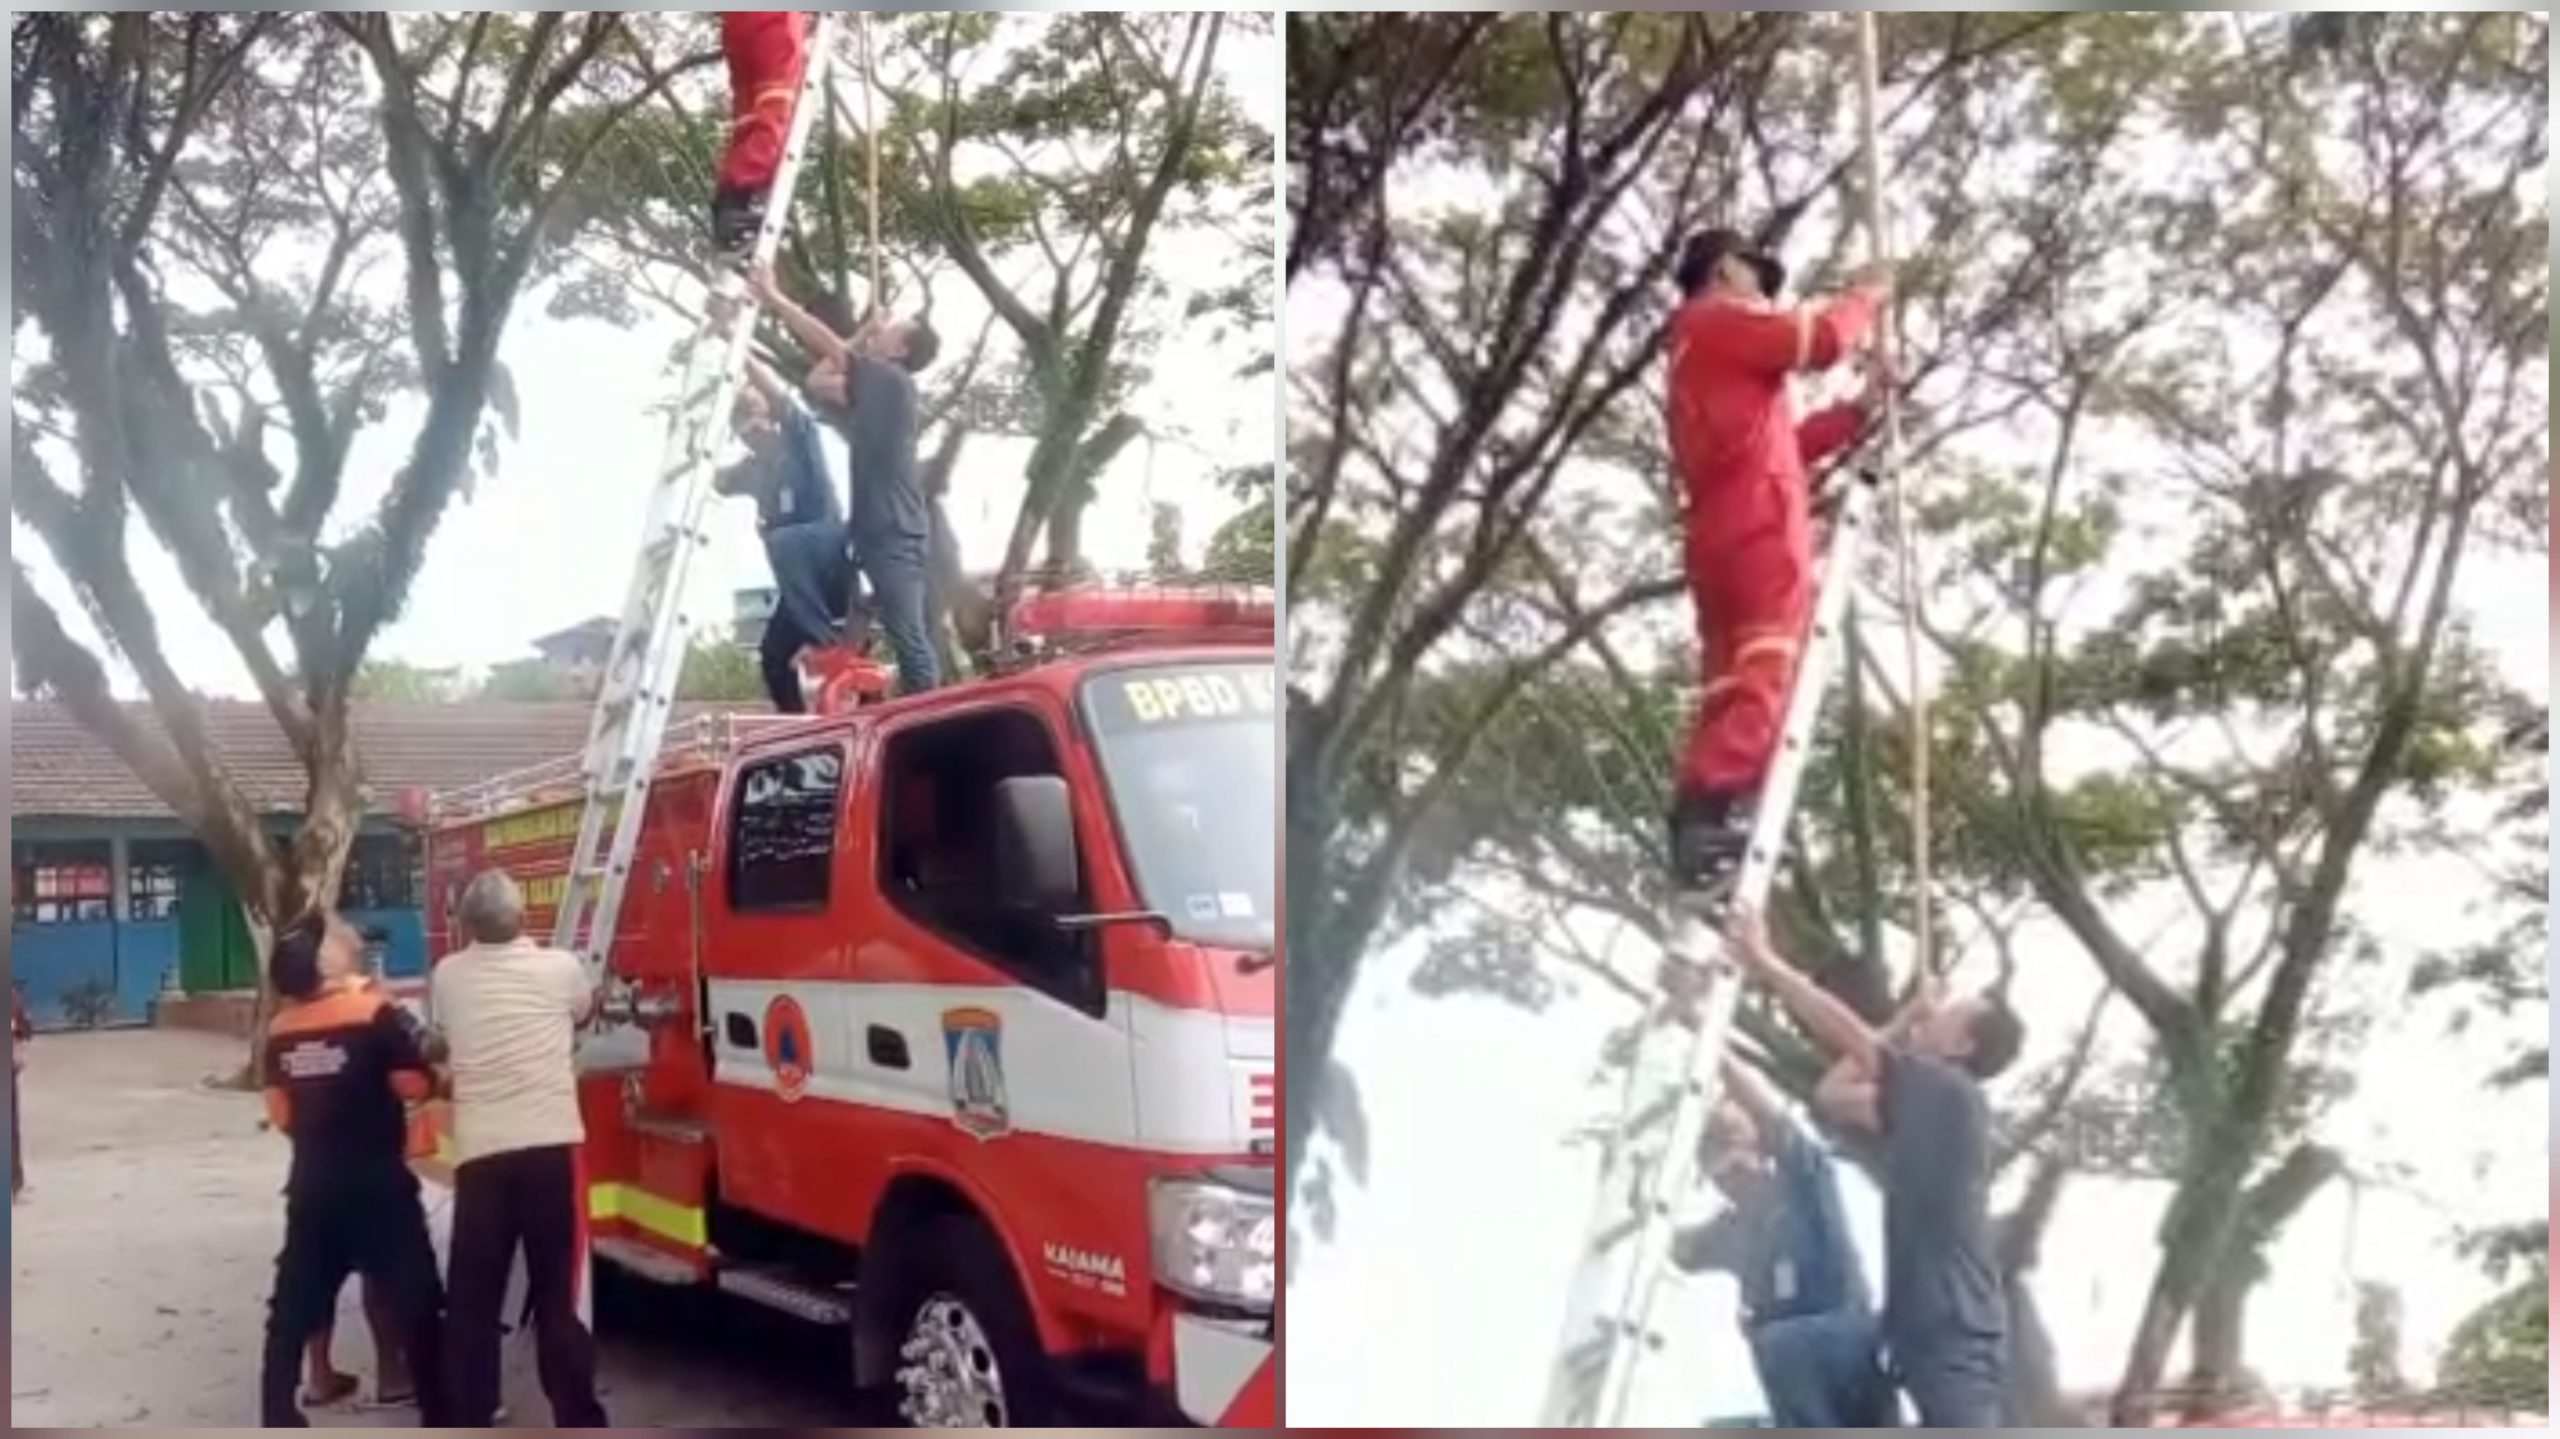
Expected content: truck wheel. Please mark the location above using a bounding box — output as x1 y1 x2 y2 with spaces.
881 1215 1052 1427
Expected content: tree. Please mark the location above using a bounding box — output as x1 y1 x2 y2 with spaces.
12 14 713 1061
2347 1281 2408 1406
351 659 460 703
538 13 1273 664
1283 12 1496 286
2436 1228 2548 1415
476 659 585 703
902 12 1267 605
674 637 769 703
1282 1 2077 1201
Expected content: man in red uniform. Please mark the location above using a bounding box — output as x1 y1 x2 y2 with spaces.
713 13 815 254
1664 227 1892 896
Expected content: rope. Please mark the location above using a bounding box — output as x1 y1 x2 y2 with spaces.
1852 14 1935 979
857 12 884 320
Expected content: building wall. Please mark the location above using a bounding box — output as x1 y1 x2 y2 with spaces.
12 819 427 1031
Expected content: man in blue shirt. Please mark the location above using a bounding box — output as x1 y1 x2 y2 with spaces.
1672 1054 1891 1428
715 354 847 713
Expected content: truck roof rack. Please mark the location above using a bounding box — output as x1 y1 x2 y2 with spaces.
427 711 809 828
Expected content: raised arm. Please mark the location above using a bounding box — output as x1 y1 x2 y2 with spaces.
1726 907 1884 1077
741 352 795 409
1718 1053 1791 1136
1814 1054 1882 1135
1796 401 1867 468
746 262 850 365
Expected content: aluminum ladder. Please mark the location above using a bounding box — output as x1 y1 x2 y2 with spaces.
552 14 837 983
1538 474 1878 1426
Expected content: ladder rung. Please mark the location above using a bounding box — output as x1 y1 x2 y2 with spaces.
1543 483 1881 1427
550 14 834 968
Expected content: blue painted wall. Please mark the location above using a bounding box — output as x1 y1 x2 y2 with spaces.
14 921 137 1030
17 818 428 1019
113 920 180 1019
14 908 424 1028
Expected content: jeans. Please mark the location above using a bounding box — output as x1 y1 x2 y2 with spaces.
1894 1333 2006 1428
259 1181 450 1426
848 528 938 694
1748 1307 1892 1428
444 1145 606 1427
760 521 849 713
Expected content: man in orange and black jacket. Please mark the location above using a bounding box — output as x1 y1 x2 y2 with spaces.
256 913 451 1427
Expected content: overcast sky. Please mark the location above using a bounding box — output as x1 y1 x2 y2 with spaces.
16 16 1278 698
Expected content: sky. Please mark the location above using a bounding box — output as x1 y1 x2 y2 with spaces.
15 15 1279 699
1283 18 2549 1426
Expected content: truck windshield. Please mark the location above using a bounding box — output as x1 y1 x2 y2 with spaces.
1080 660 1277 953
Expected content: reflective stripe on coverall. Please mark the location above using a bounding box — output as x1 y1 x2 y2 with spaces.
1666 288 1881 802
718 13 812 198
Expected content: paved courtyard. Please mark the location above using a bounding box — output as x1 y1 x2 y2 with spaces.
9 1027 847 1428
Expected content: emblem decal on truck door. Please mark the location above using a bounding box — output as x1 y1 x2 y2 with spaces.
941 1007 1011 1139
764 994 813 1103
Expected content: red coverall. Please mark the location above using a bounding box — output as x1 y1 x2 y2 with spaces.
718 13 813 199
1666 288 1882 804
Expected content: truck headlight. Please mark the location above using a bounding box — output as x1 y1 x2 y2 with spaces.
1148 1175 1276 1312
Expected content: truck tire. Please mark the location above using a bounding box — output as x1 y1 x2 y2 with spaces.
877 1214 1053 1428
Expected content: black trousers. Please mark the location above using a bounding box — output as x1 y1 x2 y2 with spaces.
445 1144 606 1427
259 1181 448 1426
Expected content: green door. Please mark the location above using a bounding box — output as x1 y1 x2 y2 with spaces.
177 870 260 993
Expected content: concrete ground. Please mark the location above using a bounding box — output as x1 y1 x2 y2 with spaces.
10 1027 849 1428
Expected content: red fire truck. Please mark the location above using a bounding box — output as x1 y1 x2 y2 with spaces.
418 590 1278 1426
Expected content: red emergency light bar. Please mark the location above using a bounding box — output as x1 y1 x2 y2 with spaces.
1005 584 1275 654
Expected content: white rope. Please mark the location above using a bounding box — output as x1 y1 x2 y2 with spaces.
1853 13 1935 979
858 12 883 318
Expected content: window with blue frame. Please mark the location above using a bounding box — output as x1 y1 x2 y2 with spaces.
14 844 113 925
126 840 192 921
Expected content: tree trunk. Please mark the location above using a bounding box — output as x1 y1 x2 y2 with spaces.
2178 1143 2341 1421
2183 1252 2264 1420
2111 1141 2342 1424
1281 774 1344 1192
920 425 988 670
2006 1281 2073 1427
2111 1162 2247 1425
229 720 364 1087
1998 1152 2077 1426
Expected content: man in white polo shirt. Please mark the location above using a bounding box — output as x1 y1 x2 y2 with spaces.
431 869 607 1427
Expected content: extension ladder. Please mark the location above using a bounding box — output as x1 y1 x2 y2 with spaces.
552 15 837 983
1538 474 1878 1427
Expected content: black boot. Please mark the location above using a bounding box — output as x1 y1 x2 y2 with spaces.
711 184 767 255
1667 790 1751 901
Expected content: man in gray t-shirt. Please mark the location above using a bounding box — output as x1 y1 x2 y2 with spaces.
1670 907 2025 1427
745 261 944 695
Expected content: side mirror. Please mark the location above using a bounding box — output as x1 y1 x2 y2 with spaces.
992 775 1080 914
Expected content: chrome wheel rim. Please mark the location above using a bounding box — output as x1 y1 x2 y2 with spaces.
895 1292 1008 1427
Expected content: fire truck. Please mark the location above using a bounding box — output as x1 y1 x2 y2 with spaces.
417 590 1278 1426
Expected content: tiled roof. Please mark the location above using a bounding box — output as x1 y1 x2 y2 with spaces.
9 699 738 821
